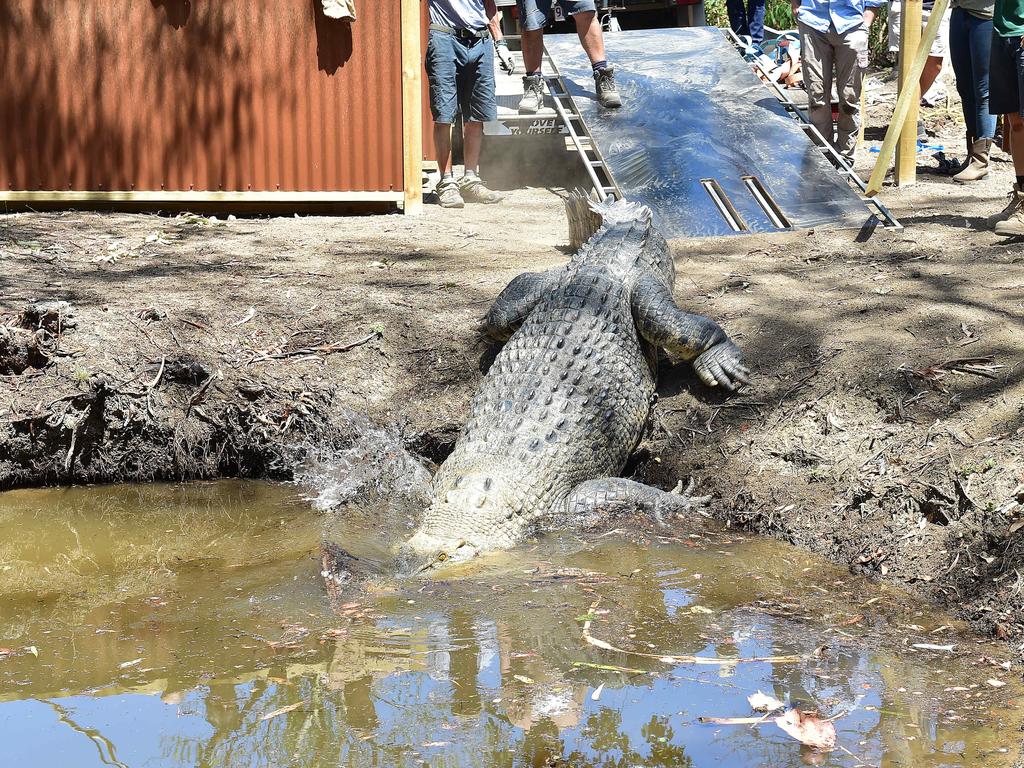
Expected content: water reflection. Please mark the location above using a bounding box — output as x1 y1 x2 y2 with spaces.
0 482 1019 768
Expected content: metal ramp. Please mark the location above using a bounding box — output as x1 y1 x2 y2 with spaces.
543 27 899 238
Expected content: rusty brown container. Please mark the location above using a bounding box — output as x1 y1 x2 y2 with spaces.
0 1 413 201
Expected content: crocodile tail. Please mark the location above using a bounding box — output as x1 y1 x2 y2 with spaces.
564 191 653 251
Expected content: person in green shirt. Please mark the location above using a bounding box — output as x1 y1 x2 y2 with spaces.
987 0 1024 234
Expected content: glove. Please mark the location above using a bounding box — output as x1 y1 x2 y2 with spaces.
495 40 516 76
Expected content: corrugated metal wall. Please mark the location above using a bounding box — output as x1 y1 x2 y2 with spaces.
0 1 405 194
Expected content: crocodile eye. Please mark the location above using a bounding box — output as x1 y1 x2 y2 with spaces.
436 552 448 562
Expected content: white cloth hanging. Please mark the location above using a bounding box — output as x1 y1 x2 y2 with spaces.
322 0 356 21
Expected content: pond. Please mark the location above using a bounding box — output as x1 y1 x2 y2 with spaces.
0 481 1020 767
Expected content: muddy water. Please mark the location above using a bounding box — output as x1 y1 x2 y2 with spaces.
0 482 1020 768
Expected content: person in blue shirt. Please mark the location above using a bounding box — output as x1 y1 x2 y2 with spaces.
793 0 884 162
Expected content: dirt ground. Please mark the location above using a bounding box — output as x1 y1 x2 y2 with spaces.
3 69 1024 680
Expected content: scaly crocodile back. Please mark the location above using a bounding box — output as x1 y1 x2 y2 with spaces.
418 199 664 549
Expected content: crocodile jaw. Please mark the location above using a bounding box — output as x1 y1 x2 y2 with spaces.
396 529 481 576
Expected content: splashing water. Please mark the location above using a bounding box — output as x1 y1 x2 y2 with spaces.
295 412 432 512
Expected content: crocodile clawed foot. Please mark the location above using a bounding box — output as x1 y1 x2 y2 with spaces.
664 478 713 519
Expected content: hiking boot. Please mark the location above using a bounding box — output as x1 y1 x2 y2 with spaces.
986 183 1024 228
594 66 621 108
518 74 544 114
994 184 1024 236
953 138 992 183
435 177 464 209
459 175 504 204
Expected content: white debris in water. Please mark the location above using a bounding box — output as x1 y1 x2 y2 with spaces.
295 414 431 512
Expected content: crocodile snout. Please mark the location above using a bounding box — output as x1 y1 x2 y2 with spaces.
394 530 479 577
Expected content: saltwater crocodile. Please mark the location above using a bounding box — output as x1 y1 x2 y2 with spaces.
376 196 752 576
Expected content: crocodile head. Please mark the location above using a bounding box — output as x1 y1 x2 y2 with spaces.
395 530 480 576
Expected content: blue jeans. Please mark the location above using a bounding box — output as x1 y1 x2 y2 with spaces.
949 7 996 137
425 29 497 124
727 0 766 45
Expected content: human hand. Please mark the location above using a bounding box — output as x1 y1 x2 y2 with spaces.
496 40 516 75
693 340 752 391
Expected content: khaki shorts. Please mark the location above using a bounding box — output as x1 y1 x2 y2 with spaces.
888 2 950 57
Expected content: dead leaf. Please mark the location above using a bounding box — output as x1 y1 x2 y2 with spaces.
118 657 143 669
259 701 304 721
513 674 535 684
987 679 1007 688
232 307 257 326
774 709 837 751
748 690 785 713
591 683 604 701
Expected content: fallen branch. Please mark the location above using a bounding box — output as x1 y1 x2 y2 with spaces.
250 331 379 363
581 600 802 666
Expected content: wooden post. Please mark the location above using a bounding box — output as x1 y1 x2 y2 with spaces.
894 0 923 185
865 0 948 196
401 0 424 215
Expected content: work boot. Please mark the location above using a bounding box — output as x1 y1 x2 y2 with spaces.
994 184 1024 236
435 177 464 209
986 183 1024 228
458 174 504 204
594 66 621 108
518 74 544 114
953 138 992 183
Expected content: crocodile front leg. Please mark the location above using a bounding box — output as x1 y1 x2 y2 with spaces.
481 269 561 340
631 274 751 391
564 477 711 529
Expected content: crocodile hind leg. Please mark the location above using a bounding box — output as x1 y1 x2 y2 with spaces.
563 477 711 529
481 269 561 341
631 274 751 391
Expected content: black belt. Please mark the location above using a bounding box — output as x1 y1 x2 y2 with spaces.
429 23 491 41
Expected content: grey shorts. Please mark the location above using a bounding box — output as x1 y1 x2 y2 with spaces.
425 28 497 124
517 0 597 31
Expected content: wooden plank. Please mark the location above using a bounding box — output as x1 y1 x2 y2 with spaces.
865 0 949 196
895 0 923 185
400 0 424 215
0 190 404 203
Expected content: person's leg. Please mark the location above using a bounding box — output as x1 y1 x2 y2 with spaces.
425 29 463 207
953 11 996 181
991 35 1024 232
948 8 976 136
747 0 766 47
726 0 750 39
516 0 549 113
1009 112 1024 175
462 121 484 172
568 3 621 107
799 23 837 148
516 0 549 71
460 39 503 203
834 24 868 160
434 123 453 177
920 55 945 96
572 10 606 65
969 14 996 139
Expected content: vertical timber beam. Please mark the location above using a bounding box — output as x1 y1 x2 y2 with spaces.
865 0 947 195
401 0 424 214
895 0 923 185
